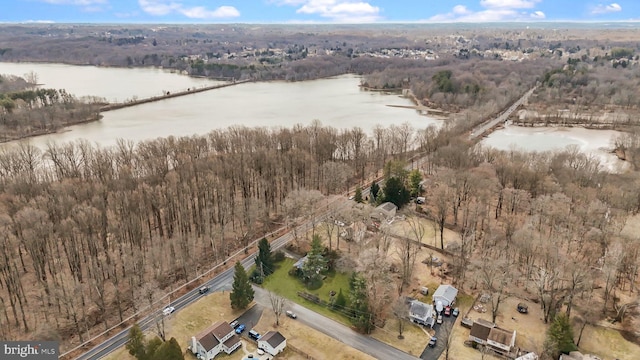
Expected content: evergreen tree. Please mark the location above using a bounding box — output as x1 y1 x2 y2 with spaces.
126 323 146 360
152 337 184 360
302 235 327 287
382 176 411 208
348 272 374 333
230 262 254 310
370 182 380 201
255 238 274 278
145 337 163 360
354 186 363 203
545 314 578 358
408 169 422 197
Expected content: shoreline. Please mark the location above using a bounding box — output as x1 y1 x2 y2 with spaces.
0 114 101 145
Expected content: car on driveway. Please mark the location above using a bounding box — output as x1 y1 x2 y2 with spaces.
428 336 437 347
235 324 246 334
256 348 265 355
444 306 451 317
452 308 460 317
248 330 261 340
286 310 297 319
436 314 443 324
162 306 175 316
230 320 239 328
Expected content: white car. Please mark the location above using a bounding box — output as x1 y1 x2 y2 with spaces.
256 348 265 355
162 306 175 316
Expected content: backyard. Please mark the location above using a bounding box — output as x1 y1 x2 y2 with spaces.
262 257 353 325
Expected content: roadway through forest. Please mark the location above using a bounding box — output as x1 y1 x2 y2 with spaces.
468 86 537 140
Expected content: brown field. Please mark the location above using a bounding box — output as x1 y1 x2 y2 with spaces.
371 318 431 357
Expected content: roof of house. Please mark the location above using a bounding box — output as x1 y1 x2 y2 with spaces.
293 256 308 269
259 331 286 348
377 202 398 212
222 334 241 349
433 285 458 303
196 321 234 351
515 352 539 360
409 300 432 319
488 327 515 346
470 319 495 341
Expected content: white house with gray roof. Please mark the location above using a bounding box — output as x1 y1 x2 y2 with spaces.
408 300 434 327
433 285 458 307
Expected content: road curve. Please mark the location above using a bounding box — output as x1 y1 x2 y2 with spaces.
469 86 537 140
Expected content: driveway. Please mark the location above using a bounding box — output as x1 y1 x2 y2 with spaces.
419 314 456 360
234 305 263 334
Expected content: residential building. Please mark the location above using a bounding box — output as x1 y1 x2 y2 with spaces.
468 319 517 355
257 331 287 356
433 285 458 307
372 202 397 220
190 321 242 360
408 300 435 327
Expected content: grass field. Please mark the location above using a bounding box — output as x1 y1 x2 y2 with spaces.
371 319 431 357
579 324 640 360
262 258 353 325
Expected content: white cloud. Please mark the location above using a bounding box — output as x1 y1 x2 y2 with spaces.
479 0 540 9
138 0 240 19
429 1 544 22
41 0 107 4
592 3 622 14
278 0 381 23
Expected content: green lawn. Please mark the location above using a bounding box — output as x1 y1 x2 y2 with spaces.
262 258 353 325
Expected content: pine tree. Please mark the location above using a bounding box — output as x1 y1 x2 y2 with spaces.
382 176 410 208
255 238 274 278
152 337 184 360
126 323 147 360
348 273 374 333
370 182 380 200
354 186 363 203
545 314 578 358
302 235 327 287
230 262 254 310
332 288 347 311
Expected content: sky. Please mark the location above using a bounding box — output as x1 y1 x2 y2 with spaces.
2 0 639 24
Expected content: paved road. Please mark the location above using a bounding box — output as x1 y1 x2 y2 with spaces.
469 86 537 140
252 287 419 360
419 314 456 360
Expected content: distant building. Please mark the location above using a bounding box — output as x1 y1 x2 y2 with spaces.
433 285 458 307
257 331 287 356
408 300 435 327
371 202 397 220
190 321 241 360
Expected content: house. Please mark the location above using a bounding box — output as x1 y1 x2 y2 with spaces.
257 331 286 356
293 256 308 270
371 202 397 220
559 352 603 360
515 353 538 360
408 300 435 327
190 321 242 360
433 285 458 307
468 319 517 355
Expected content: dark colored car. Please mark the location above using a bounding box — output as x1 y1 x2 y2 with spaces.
428 336 437 347
444 306 451 317
235 324 246 334
452 308 460 317
248 330 261 340
517 303 529 314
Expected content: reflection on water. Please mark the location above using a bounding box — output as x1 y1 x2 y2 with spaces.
482 125 627 172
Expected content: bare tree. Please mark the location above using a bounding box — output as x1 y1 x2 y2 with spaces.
268 291 288 326
395 236 420 295
392 297 408 339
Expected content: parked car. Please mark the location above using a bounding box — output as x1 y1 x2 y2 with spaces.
444 306 451 317
248 330 261 340
452 308 460 317
162 306 175 316
517 303 529 314
256 348 265 355
198 285 210 294
229 320 239 328
235 324 246 334
428 336 437 348
436 314 443 324
286 310 297 319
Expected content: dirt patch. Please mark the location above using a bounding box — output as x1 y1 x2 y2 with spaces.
388 216 460 250
253 308 375 360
